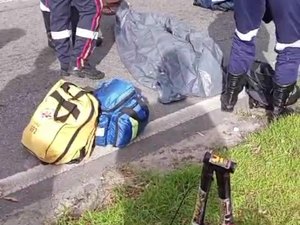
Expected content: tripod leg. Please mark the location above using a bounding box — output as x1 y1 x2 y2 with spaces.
216 171 234 225
192 163 214 225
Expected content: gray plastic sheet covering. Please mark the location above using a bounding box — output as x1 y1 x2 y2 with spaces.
115 1 224 103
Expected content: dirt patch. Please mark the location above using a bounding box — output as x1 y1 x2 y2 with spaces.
130 109 266 172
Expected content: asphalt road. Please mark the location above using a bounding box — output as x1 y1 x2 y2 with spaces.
0 0 277 180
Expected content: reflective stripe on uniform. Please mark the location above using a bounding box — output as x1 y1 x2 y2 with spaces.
40 1 50 12
235 28 259 42
51 30 71 40
276 40 300 51
76 27 99 40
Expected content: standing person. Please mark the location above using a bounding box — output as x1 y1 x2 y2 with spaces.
50 0 105 79
221 0 300 118
40 0 103 49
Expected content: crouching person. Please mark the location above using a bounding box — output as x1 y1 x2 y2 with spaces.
221 0 300 119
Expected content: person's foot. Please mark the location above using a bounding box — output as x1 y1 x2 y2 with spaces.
60 69 70 77
60 63 70 77
70 66 105 80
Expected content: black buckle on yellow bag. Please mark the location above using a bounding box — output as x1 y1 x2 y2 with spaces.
50 91 80 123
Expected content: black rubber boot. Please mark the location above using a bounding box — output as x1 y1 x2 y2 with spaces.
221 72 245 112
272 82 299 119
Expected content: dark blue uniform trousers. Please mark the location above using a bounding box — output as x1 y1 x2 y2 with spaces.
50 0 103 70
228 0 300 85
40 0 79 43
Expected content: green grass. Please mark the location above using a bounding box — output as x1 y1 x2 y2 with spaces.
58 114 300 225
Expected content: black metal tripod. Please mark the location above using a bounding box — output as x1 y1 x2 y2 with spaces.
192 151 237 225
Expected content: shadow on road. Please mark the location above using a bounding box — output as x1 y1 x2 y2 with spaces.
0 28 26 49
0 47 59 179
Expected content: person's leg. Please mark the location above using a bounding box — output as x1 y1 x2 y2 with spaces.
268 0 300 117
70 5 103 47
70 5 79 46
40 0 55 49
50 0 72 75
71 0 105 79
221 0 266 112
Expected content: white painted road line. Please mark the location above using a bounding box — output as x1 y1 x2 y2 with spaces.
0 0 32 4
0 0 12 3
0 93 246 197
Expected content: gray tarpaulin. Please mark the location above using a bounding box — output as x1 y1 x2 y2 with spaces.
115 1 224 103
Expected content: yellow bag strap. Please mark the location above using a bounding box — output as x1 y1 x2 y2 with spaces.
52 95 97 164
50 91 80 123
61 82 90 100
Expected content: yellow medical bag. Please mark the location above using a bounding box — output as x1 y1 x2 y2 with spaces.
21 79 100 164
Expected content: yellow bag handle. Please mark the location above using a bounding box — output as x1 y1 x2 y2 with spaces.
50 91 80 123
61 82 89 100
